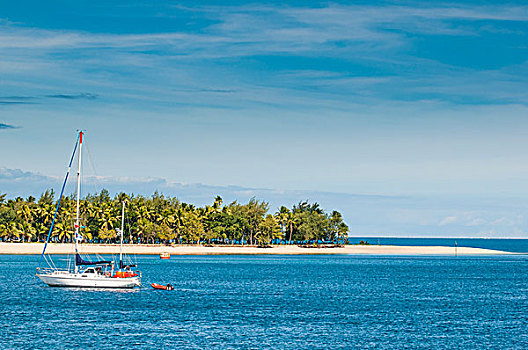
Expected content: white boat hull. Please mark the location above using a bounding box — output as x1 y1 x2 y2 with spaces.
37 271 140 289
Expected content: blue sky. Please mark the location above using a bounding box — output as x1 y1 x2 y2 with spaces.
1 1 528 236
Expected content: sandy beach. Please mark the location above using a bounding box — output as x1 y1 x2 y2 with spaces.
0 243 512 255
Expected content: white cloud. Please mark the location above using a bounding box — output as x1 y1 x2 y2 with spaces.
440 216 458 225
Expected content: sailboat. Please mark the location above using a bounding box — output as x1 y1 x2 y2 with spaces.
36 130 141 289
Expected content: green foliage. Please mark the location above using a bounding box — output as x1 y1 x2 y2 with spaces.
257 214 281 245
0 190 350 245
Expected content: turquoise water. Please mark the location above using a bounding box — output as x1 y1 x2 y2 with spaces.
352 238 528 253
1 254 528 349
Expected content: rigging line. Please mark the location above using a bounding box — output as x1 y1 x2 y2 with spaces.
84 143 104 195
38 133 79 269
122 209 137 264
79 139 95 244
44 251 58 270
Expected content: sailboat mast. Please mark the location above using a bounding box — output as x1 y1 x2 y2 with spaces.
120 200 125 267
74 131 83 272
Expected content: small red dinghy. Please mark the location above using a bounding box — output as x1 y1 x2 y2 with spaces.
151 283 174 291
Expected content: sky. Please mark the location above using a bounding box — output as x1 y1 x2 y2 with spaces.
1 0 528 237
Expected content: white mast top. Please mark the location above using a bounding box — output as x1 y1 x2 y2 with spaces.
74 130 83 272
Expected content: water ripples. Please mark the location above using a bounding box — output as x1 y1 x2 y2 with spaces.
1 255 527 349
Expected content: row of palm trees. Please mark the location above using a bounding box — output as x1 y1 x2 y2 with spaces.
0 190 349 245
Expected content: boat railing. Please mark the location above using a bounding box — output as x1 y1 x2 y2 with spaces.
36 267 71 275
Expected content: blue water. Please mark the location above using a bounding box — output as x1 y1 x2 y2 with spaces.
352 238 528 253
1 254 528 349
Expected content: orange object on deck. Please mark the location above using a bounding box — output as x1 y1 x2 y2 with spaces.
113 271 138 278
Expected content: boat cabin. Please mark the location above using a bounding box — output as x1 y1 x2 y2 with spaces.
80 266 110 276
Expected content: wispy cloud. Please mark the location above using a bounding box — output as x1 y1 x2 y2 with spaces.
0 4 526 53
2 166 528 237
46 93 98 100
0 96 36 105
0 93 98 107
0 101 35 105
0 166 398 232
0 123 18 129
0 3 526 111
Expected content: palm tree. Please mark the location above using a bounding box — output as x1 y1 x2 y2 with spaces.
213 195 223 210
179 208 204 244
245 198 269 245
257 214 281 246
0 223 8 241
35 200 54 242
0 188 349 247
329 210 348 244
275 206 296 244
17 200 36 242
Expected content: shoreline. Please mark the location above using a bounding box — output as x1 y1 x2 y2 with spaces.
0 243 514 256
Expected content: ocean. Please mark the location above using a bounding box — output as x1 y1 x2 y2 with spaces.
351 237 528 253
1 243 527 349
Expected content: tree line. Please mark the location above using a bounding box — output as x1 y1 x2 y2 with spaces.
0 190 349 245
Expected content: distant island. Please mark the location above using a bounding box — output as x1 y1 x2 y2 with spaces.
0 189 349 246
